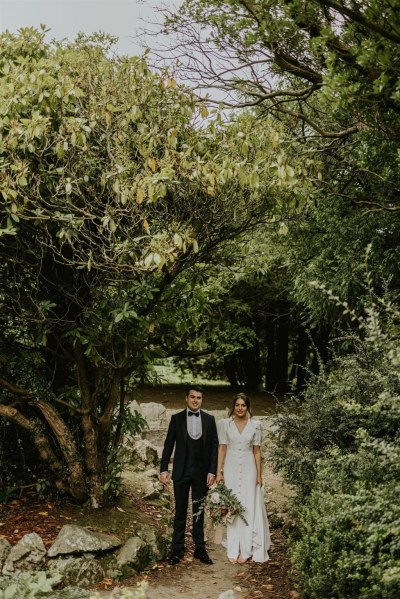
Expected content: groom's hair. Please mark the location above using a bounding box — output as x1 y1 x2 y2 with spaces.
185 384 203 396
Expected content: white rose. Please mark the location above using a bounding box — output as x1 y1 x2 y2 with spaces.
210 492 220 504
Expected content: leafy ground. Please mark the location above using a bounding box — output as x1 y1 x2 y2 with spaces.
0 490 296 599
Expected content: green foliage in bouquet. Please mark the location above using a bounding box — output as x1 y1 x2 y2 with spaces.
194 482 248 526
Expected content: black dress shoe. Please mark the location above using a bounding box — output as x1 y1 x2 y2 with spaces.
168 553 184 565
193 547 213 564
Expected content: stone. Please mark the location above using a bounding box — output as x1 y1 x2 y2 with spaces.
140 428 167 456
0 571 61 596
115 536 150 576
48 556 104 587
129 400 141 414
2 533 46 575
0 539 11 570
135 402 168 429
136 523 168 561
127 438 159 471
51 586 92 598
122 469 164 501
47 525 121 558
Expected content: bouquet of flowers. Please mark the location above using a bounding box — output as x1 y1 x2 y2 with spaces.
194 482 248 527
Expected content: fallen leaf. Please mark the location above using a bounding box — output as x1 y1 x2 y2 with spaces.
115 507 125 512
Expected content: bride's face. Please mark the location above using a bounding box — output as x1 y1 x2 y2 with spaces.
234 399 247 419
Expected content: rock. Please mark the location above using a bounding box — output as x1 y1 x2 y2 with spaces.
48 556 104 587
47 525 121 558
140 428 167 456
0 539 11 570
51 586 92 598
267 510 292 529
2 532 46 575
135 402 168 428
129 400 141 414
115 536 150 576
218 592 236 599
122 469 164 500
107 522 169 579
127 438 159 471
0 571 61 596
136 523 168 561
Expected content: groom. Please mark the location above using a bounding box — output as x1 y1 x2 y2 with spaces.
160 385 219 565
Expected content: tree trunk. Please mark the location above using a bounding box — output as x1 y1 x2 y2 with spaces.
290 325 308 394
98 370 122 467
35 399 88 502
224 355 238 387
238 342 263 391
0 404 71 496
309 325 331 375
265 318 278 392
74 341 103 506
276 315 289 393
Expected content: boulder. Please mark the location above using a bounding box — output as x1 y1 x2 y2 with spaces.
0 539 11 570
135 402 168 429
47 525 121 558
136 523 168 562
115 536 150 576
48 556 104 587
127 438 159 471
122 469 164 500
2 533 46 575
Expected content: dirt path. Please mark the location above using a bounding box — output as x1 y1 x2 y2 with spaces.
97 543 244 599
97 528 295 599
97 459 296 599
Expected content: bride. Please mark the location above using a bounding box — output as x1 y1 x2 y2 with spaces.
216 393 270 564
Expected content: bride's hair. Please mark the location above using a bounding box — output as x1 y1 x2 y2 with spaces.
229 392 252 417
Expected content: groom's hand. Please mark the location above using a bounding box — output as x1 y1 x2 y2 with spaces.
160 472 170 485
207 473 216 487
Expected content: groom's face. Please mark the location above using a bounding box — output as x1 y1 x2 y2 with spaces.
186 389 203 412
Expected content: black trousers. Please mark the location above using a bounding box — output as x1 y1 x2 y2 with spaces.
172 474 207 553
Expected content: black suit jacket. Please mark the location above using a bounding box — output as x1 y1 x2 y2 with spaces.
160 409 219 481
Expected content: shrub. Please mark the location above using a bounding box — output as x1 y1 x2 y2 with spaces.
272 294 400 597
291 444 400 598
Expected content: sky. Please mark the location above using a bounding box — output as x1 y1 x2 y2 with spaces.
0 0 179 56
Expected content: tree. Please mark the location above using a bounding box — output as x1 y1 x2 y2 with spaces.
162 0 400 138
152 0 400 385
167 230 319 394
159 0 400 221
0 28 306 504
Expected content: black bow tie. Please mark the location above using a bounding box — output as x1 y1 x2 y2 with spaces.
188 410 200 417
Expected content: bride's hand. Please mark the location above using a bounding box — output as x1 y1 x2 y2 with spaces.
216 473 224 483
257 475 262 486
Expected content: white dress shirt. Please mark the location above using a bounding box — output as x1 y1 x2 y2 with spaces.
187 408 202 440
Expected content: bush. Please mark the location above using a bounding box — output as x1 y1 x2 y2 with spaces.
291 445 400 598
0 572 61 599
272 298 400 598
272 339 400 501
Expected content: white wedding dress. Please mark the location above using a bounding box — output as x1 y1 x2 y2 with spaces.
218 417 271 562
